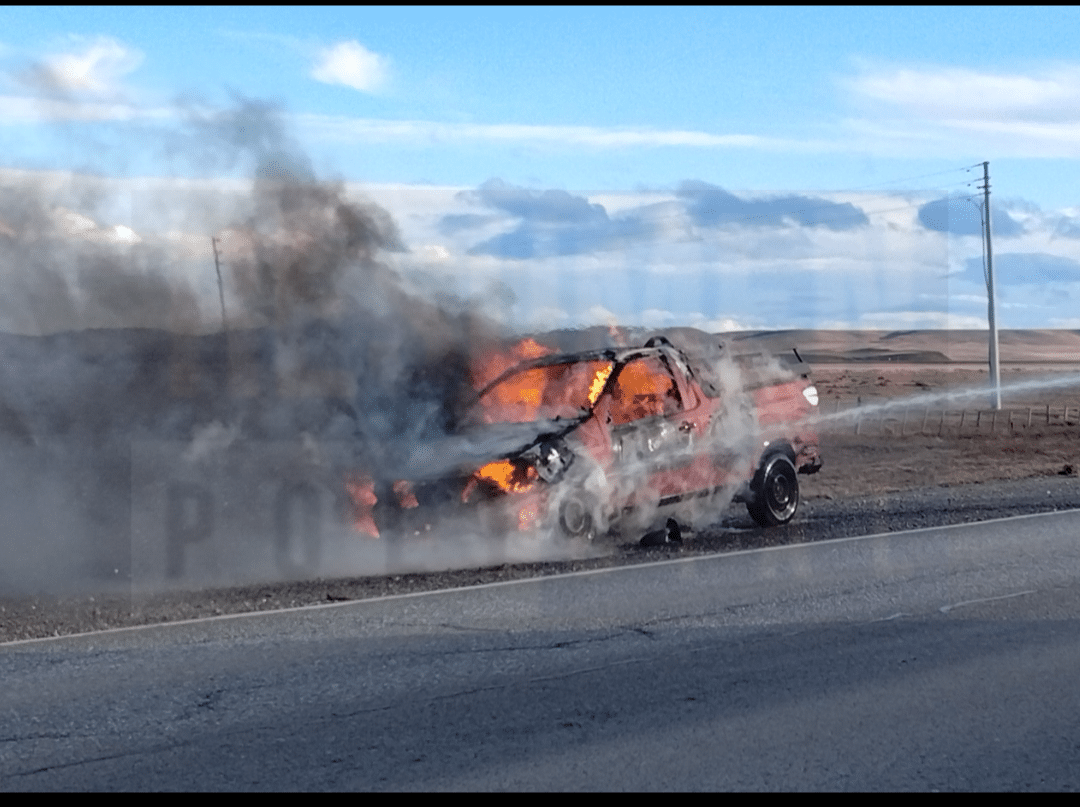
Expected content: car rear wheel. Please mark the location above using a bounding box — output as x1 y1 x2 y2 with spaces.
747 453 799 527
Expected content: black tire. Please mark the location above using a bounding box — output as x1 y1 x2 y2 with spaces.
557 492 599 542
550 457 609 544
746 453 799 527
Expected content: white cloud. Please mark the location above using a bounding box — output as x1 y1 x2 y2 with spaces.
110 224 140 244
704 318 750 333
849 64 1080 123
300 114 819 150
582 305 622 327
526 306 570 328
415 244 451 262
858 311 987 330
0 94 173 123
42 206 143 246
310 40 389 93
680 313 752 333
31 36 143 96
845 63 1080 158
5 167 1074 331
53 207 97 236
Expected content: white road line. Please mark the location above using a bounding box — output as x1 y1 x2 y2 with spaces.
4 506 1080 647
939 589 1038 613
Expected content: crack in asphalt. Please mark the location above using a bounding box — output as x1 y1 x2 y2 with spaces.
1 740 193 780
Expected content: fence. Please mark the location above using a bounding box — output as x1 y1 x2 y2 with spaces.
823 400 1080 438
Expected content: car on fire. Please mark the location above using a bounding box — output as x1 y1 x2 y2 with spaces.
352 335 821 543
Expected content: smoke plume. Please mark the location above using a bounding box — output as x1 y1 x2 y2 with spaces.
0 98 503 593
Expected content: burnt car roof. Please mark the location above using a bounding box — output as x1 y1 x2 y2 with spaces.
475 343 672 400
473 336 810 410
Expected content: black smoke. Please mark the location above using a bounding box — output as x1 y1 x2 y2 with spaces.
0 99 504 592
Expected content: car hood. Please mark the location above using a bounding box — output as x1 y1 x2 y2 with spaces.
395 418 583 481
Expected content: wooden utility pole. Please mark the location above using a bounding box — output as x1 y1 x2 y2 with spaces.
211 236 227 335
981 162 1002 410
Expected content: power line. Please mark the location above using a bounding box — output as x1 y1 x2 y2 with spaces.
607 184 974 235
685 179 977 229
525 195 974 257
820 163 983 194
584 165 982 231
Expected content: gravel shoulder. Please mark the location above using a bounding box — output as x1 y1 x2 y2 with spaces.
4 471 1079 644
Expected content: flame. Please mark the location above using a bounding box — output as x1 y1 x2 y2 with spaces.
343 476 420 538
472 337 553 391
344 474 380 538
517 500 541 531
588 363 614 405
609 357 678 423
393 479 418 509
471 353 616 426
475 458 537 493
466 337 556 425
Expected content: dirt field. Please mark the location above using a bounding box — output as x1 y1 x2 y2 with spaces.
804 366 1080 500
803 365 1080 497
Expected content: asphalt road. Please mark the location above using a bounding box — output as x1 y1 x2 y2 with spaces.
4 509 1080 790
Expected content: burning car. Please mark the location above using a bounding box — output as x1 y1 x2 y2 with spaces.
349 334 820 544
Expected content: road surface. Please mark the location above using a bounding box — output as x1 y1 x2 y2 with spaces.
4 509 1080 790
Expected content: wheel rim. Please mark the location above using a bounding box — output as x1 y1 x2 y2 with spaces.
767 464 797 519
559 497 595 539
564 502 586 533
770 474 791 507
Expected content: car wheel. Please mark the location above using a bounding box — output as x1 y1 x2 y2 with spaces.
747 453 799 527
557 492 599 542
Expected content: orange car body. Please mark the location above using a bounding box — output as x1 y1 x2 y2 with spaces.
353 336 820 540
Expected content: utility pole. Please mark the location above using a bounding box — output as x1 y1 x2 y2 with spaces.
980 162 1002 410
211 236 228 335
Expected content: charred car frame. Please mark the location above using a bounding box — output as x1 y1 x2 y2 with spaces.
350 335 821 544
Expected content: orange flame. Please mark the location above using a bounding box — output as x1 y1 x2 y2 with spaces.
475 459 537 493
517 500 541 531
469 337 557 426
392 479 419 509
344 474 380 538
472 337 553 391
608 357 679 424
588 363 614 405
344 477 418 538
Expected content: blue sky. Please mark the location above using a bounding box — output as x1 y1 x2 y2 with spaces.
2 7 1080 333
